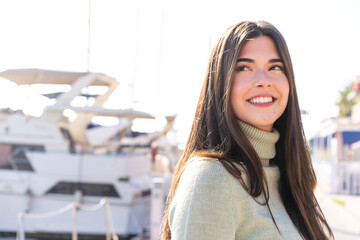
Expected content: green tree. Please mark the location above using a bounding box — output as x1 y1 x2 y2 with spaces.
336 83 356 117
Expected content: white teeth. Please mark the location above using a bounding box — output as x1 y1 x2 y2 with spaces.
249 97 273 104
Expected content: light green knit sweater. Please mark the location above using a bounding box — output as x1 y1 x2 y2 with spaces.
168 121 303 240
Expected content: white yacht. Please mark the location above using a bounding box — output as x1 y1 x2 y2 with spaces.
0 69 176 239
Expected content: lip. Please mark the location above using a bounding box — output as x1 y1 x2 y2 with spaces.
247 94 277 107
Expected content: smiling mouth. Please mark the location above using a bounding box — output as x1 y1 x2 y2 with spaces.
247 96 276 104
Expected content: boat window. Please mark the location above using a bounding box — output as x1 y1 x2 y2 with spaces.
0 144 12 169
0 144 42 171
46 181 120 198
13 144 45 152
141 189 151 197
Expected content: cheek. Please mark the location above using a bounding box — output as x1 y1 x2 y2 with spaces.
230 82 245 104
230 82 245 114
231 79 247 98
284 80 290 100
279 79 290 107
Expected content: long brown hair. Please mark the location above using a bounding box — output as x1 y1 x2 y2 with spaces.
161 21 333 240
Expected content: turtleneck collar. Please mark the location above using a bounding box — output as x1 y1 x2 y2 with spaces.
238 120 280 166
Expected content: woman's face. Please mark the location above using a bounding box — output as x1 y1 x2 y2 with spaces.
230 36 289 132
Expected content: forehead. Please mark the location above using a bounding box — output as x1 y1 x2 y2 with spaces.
238 36 280 58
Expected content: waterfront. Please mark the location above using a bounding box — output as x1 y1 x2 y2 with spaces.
317 190 360 239
315 162 360 240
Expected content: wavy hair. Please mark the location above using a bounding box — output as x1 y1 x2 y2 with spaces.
161 21 333 240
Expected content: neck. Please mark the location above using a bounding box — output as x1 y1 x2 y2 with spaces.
238 120 280 166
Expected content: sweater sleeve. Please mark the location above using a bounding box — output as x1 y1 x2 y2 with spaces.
168 158 242 240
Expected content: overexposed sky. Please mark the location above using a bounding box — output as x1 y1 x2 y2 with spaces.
0 0 359 141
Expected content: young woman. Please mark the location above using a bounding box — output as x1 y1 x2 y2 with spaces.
161 21 333 239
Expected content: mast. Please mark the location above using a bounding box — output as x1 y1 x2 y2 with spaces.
87 0 91 72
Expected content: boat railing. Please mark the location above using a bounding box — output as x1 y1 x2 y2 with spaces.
16 198 119 240
331 162 360 195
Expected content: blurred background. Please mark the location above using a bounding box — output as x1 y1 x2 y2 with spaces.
0 0 359 239
0 0 359 141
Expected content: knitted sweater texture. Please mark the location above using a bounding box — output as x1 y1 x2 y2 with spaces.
168 121 303 239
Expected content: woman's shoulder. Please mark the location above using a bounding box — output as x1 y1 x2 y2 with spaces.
185 156 227 176
186 156 221 166
169 157 247 238
180 156 242 190
174 156 249 209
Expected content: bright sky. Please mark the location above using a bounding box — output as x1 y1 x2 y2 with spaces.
0 0 359 142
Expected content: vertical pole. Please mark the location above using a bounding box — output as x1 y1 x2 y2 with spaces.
155 10 164 119
151 177 166 240
72 203 78 240
131 0 140 107
16 212 25 240
87 0 91 72
104 198 111 240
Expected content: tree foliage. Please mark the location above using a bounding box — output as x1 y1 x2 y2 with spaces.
336 83 356 117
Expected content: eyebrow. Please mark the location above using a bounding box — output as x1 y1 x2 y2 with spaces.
236 58 283 63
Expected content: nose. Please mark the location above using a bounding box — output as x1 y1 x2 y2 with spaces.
254 70 272 88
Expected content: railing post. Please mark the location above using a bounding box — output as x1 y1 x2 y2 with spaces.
104 198 111 240
72 203 78 240
17 212 25 240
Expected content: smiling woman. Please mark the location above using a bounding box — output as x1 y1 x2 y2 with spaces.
231 36 289 132
161 21 334 240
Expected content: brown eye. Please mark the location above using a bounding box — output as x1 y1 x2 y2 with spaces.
269 65 283 71
236 66 250 72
